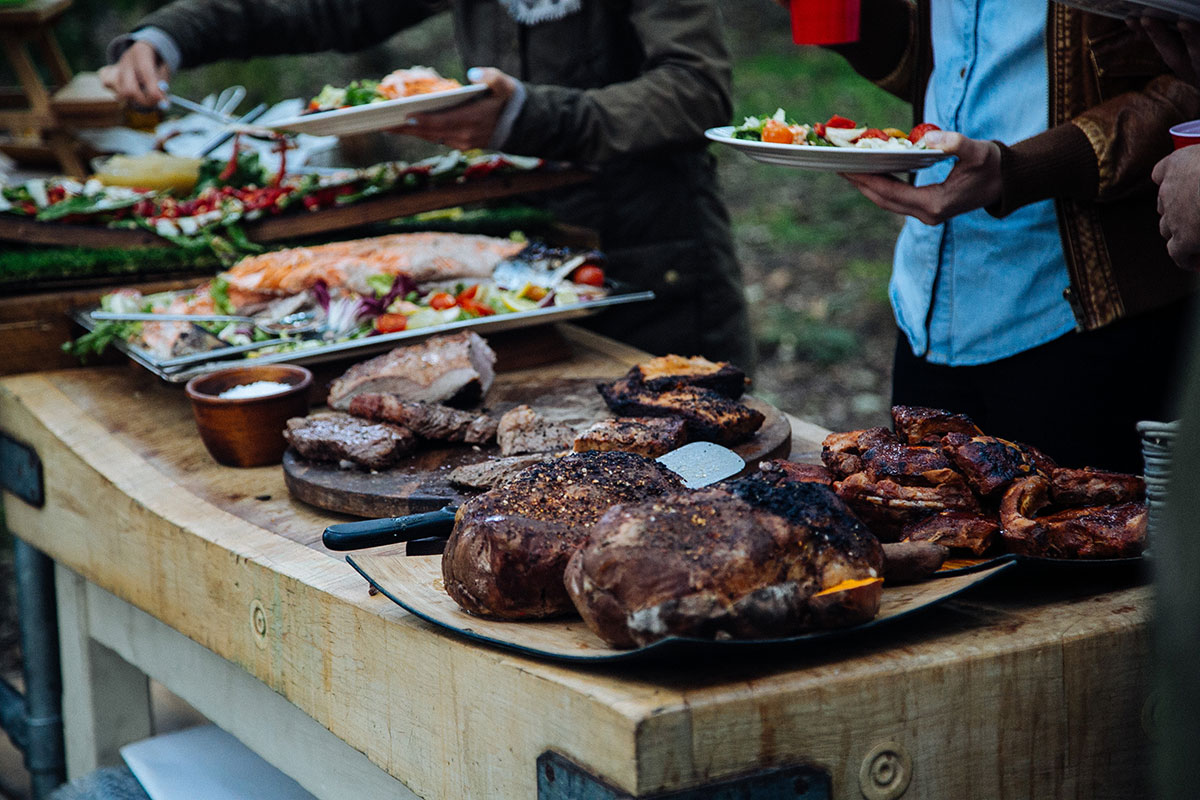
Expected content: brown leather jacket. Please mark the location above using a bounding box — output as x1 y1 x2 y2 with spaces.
836 0 1200 330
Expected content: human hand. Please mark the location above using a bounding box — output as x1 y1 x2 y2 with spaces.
1129 16 1200 86
98 41 170 109
839 131 1002 226
402 67 517 151
1152 147 1200 271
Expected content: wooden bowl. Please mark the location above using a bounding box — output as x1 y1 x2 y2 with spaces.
185 365 313 467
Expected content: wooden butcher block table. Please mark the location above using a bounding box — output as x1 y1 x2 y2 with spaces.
0 325 1151 800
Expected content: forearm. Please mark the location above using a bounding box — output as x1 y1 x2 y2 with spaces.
991 74 1200 216
502 0 731 164
828 0 918 101
136 0 446 69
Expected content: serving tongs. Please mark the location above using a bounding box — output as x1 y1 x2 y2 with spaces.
321 442 747 553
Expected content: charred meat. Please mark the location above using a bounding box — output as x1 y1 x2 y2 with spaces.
892 405 982 445
496 404 579 455
1050 467 1144 507
754 459 834 487
441 451 684 619
902 510 1000 556
834 472 980 541
447 454 552 491
564 480 883 648
572 416 687 458
327 331 496 410
821 427 899 479
1000 476 1147 559
940 433 1044 496
348 395 497 444
597 381 764 446
622 354 748 398
283 412 416 470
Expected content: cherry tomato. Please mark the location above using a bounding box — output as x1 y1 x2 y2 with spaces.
456 284 479 302
825 114 857 129
458 298 495 317
428 292 457 310
908 123 941 143
572 265 606 287
374 313 408 333
853 128 890 142
761 119 794 144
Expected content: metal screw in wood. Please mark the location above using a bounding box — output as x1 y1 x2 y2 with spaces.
250 598 269 649
859 741 912 800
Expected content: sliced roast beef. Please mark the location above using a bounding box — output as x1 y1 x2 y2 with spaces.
283 412 416 470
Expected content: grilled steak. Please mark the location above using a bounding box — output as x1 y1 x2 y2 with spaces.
564 480 883 648
572 416 687 458
441 451 684 619
902 510 1000 556
892 405 983 445
348 395 497 444
622 354 748 398
327 331 496 410
447 454 552 491
1000 475 1147 559
496 404 578 455
597 381 764 445
821 427 898 479
283 412 416 470
939 433 1043 496
860 442 968 489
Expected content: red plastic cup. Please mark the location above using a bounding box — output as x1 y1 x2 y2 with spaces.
1170 120 1200 150
791 0 861 45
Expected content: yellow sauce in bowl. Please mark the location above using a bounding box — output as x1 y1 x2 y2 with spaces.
92 152 203 194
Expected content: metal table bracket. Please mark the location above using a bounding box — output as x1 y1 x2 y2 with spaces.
537 751 832 799
0 431 44 508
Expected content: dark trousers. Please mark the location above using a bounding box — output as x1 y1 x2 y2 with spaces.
891 299 1196 473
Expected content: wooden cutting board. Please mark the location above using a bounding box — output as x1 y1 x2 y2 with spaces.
283 376 793 517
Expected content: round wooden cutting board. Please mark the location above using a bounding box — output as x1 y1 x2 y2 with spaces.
283 377 793 517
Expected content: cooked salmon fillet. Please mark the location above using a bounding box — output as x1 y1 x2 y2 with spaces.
225 233 525 303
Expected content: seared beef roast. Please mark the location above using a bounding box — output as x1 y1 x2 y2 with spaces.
348 395 497 444
441 451 684 619
572 416 687 458
327 331 496 410
283 412 416 470
447 454 551 490
564 479 883 648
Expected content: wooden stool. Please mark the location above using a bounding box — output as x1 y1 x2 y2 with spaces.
0 0 121 177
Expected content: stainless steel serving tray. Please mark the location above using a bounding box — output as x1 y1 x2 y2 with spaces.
70 285 654 383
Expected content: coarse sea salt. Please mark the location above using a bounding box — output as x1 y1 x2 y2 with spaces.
218 380 292 400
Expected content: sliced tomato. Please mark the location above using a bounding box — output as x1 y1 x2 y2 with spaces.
908 122 941 143
825 114 857 129
853 128 890 143
813 122 827 139
374 313 408 333
761 118 794 144
458 298 495 317
456 284 479 302
572 264 605 287
428 292 457 310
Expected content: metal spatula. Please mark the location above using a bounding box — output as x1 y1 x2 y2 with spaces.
321 441 747 551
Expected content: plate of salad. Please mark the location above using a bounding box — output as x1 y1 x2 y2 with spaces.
707 110 951 173
268 67 488 137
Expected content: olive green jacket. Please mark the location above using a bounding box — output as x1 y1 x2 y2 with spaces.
137 0 755 366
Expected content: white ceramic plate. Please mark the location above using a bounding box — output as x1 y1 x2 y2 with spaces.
705 126 950 173
267 84 489 136
1051 0 1200 20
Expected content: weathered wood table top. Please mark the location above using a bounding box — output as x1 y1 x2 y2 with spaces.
0 325 1151 799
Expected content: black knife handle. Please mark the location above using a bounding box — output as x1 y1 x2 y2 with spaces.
322 506 457 551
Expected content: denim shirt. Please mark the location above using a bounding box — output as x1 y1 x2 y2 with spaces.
890 0 1076 366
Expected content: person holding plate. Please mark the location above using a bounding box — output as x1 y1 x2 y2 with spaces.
785 0 1200 471
100 0 756 369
